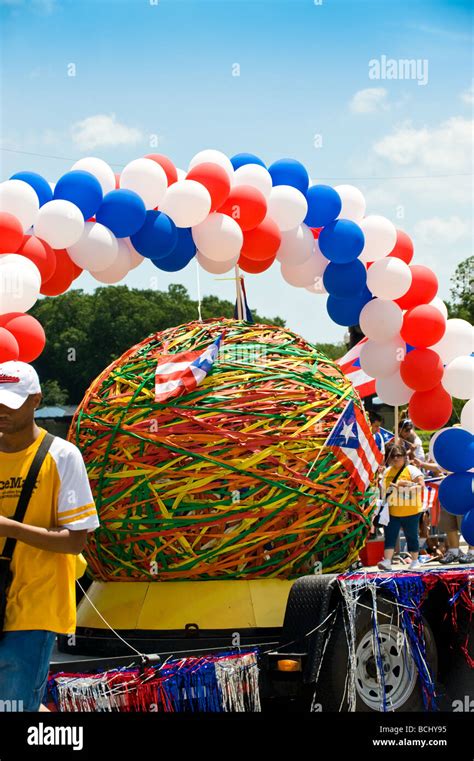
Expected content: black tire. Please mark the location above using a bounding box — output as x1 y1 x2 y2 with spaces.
315 595 438 712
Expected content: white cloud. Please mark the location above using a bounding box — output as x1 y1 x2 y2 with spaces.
349 87 388 114
71 114 143 151
372 116 473 172
461 82 474 106
413 216 469 247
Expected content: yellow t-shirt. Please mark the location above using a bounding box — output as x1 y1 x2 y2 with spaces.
384 464 424 517
0 428 99 635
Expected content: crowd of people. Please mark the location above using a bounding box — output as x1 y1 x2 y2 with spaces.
368 412 474 570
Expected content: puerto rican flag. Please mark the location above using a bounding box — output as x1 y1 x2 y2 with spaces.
325 400 384 492
337 338 376 399
155 334 224 403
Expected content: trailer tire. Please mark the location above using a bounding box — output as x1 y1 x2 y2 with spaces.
314 595 438 712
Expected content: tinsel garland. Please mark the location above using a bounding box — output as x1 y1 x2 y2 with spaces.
48 650 261 713
311 569 473 713
70 318 376 581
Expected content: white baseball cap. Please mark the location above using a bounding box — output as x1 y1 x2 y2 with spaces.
0 361 41 409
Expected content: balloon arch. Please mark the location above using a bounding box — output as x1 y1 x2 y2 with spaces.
0 149 473 541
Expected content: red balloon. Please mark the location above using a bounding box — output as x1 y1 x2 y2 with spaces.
400 348 444 391
71 261 83 279
0 212 23 254
144 154 178 186
218 185 267 231
40 249 75 296
0 328 19 362
409 384 452 431
17 235 56 283
186 163 230 212
240 217 281 261
310 227 323 239
0 314 45 362
114 173 121 189
401 305 446 348
395 265 438 310
388 230 414 265
239 253 276 274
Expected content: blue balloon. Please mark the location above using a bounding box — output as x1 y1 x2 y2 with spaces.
268 158 309 194
438 473 474 516
130 211 177 260
326 287 372 327
54 170 103 220
304 185 342 228
433 428 474 473
230 153 266 170
318 219 365 263
10 171 53 207
461 509 474 546
323 260 367 298
96 189 146 238
152 228 196 272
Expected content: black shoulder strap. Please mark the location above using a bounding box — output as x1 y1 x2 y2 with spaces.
1 431 55 562
388 465 405 487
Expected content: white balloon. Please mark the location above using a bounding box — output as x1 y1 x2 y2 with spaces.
276 224 315 265
34 200 84 248
359 298 403 343
233 164 272 199
334 184 366 223
160 180 211 228
0 179 39 232
123 238 145 269
176 168 187 182
92 239 132 283
71 157 116 195
0 255 41 313
192 213 243 262
359 215 397 263
68 222 118 273
366 257 412 300
120 158 167 210
376 371 413 406
305 280 327 294
196 250 239 274
188 149 234 181
461 398 474 434
267 186 308 232
431 318 474 365
442 355 474 400
359 336 405 379
429 296 448 320
281 249 327 288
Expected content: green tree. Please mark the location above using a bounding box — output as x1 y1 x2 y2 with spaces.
447 256 474 322
40 380 69 406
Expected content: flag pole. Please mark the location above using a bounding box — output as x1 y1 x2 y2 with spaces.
394 404 399 443
234 264 244 320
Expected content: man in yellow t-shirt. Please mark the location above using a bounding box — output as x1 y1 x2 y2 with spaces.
0 362 99 711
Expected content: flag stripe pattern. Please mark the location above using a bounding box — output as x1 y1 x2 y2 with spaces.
155 334 223 403
337 338 376 399
326 400 383 492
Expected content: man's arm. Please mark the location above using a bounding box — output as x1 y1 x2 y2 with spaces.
0 516 87 555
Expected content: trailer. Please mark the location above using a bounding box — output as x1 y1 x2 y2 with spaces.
51 566 473 712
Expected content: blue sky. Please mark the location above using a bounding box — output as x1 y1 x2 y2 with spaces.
1 0 472 343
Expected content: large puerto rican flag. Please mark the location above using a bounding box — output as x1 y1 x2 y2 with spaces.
337 338 376 399
155 334 224 403
325 400 384 491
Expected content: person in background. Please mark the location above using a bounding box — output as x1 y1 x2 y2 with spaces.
438 509 474 564
399 419 425 461
378 444 425 572
369 411 385 457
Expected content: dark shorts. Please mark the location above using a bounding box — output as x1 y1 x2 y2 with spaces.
0 630 56 712
384 513 420 552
